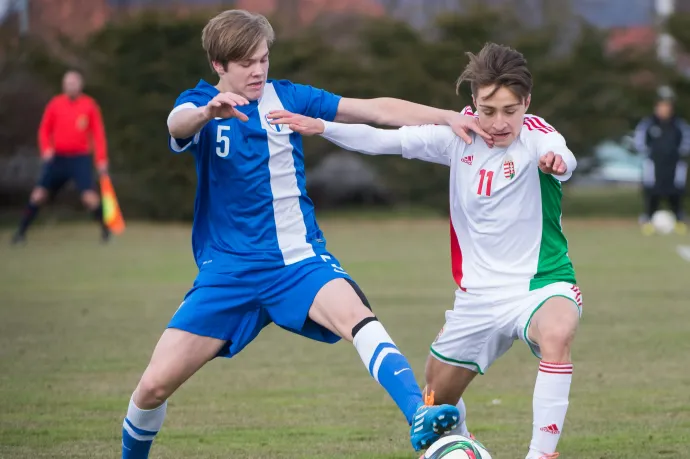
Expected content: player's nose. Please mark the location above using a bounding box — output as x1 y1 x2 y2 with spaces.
493 122 508 132
251 64 265 77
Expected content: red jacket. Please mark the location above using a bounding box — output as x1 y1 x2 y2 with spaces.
38 94 108 167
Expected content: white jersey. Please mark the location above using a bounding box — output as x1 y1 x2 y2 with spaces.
321 113 577 293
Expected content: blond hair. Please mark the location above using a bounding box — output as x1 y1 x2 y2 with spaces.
202 10 275 72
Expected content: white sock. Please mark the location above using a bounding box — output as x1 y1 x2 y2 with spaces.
449 397 470 437
123 396 167 442
527 361 572 458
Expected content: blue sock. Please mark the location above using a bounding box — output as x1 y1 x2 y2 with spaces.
352 318 423 424
122 397 166 459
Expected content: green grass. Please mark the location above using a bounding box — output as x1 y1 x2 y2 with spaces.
1 219 690 458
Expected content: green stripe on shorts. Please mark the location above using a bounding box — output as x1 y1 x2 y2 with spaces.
430 346 484 375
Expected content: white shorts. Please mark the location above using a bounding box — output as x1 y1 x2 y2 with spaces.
430 282 582 375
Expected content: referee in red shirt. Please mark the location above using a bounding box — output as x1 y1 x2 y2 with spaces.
12 70 110 244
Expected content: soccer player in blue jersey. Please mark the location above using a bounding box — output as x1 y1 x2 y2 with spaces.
121 10 490 458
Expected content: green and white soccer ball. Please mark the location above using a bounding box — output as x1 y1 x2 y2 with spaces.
422 434 492 459
651 210 676 235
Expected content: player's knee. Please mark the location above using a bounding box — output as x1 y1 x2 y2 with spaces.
312 279 374 341
424 366 447 398
533 298 579 351
537 320 577 355
81 191 99 209
135 377 172 409
30 188 47 205
337 305 374 341
424 357 468 405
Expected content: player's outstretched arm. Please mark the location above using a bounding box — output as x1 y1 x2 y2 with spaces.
334 97 493 147
168 92 250 139
267 110 404 155
538 150 576 178
268 110 459 166
524 115 578 181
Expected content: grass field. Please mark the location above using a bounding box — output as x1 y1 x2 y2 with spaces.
1 219 690 458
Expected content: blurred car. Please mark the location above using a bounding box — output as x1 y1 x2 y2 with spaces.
307 151 393 208
574 133 644 185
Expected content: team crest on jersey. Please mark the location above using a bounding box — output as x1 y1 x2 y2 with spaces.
265 113 283 132
503 155 516 179
76 114 89 131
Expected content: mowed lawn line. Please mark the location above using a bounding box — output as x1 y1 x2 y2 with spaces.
0 220 689 458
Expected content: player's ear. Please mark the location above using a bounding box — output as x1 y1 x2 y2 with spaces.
524 94 531 112
212 61 225 75
472 94 477 110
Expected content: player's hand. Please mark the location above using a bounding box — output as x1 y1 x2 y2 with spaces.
539 151 568 175
203 92 250 122
447 112 494 147
97 163 109 176
42 148 55 162
266 110 325 136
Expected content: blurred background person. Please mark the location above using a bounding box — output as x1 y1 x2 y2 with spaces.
10 70 110 245
634 87 690 235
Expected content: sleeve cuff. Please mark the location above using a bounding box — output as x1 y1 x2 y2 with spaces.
553 151 576 182
169 132 200 153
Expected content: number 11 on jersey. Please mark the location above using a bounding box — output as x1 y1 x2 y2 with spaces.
477 169 494 196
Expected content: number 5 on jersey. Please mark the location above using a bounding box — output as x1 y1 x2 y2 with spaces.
477 169 494 196
216 125 231 157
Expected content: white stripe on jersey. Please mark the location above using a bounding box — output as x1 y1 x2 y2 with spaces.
258 83 316 265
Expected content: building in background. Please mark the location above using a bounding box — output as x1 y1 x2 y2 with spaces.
1 0 674 42
0 0 108 41
0 0 384 42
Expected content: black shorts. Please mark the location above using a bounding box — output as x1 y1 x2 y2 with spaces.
38 155 95 194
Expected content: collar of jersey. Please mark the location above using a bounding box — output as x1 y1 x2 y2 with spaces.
196 79 262 106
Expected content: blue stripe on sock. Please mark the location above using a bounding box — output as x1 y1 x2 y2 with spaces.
376 352 423 424
124 417 159 437
368 342 397 376
122 428 153 459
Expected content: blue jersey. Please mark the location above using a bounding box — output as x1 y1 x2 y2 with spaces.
168 79 341 271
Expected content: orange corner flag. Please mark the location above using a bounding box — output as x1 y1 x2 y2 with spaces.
100 175 125 235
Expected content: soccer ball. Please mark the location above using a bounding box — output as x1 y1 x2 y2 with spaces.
422 434 492 459
651 210 676 235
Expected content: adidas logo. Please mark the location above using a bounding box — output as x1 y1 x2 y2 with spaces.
461 155 473 165
540 424 560 435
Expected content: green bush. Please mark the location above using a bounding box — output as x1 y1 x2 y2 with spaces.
0 6 676 220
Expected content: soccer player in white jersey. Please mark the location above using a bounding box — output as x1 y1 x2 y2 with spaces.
268 42 581 459
119 10 498 459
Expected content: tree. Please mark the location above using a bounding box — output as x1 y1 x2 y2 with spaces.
0 6 670 218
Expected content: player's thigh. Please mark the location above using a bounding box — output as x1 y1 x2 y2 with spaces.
168 270 266 358
263 252 370 342
520 283 582 357
36 159 68 201
70 157 97 202
135 328 226 408
425 354 477 406
309 278 374 341
136 272 264 407
430 291 516 377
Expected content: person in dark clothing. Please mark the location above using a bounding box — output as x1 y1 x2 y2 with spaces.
634 94 689 235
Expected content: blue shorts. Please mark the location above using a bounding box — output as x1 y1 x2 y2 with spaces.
38 155 95 193
168 252 354 358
